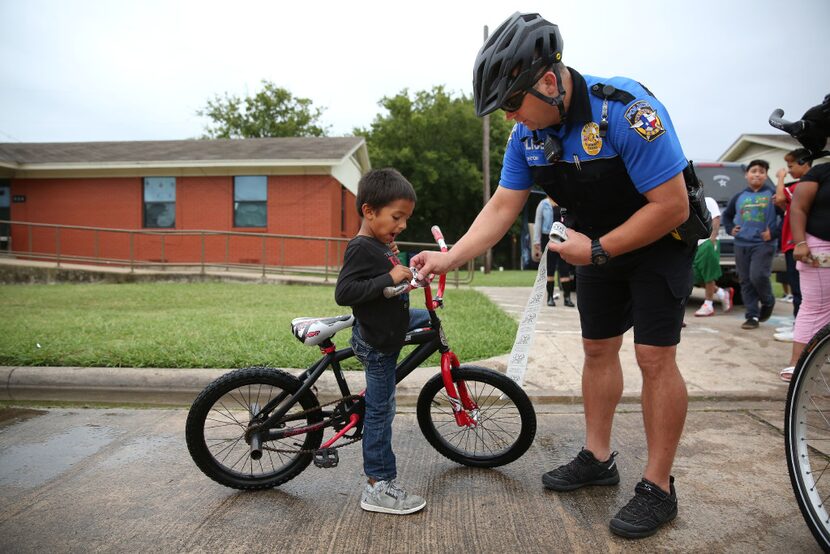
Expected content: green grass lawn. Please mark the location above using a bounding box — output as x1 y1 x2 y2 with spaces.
468 269 539 287
0 282 516 369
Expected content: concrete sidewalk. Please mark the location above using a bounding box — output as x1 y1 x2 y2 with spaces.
1 287 796 406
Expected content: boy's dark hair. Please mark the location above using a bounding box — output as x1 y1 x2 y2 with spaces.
355 168 417 217
784 148 813 166
746 159 769 172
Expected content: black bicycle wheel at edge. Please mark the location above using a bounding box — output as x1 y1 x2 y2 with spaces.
416 365 536 468
185 367 324 490
785 323 830 551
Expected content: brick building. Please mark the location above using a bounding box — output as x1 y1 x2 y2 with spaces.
0 137 369 268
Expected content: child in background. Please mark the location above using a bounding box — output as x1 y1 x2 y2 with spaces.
773 148 812 341
335 168 429 515
722 159 778 329
693 196 734 316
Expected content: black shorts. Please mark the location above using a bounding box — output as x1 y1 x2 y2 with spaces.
576 238 693 346
541 236 574 278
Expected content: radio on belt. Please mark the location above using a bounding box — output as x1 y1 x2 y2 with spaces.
549 222 568 243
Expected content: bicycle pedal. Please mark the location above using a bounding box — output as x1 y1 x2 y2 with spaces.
313 448 339 468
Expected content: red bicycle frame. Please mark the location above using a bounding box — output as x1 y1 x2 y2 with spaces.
427 226 478 427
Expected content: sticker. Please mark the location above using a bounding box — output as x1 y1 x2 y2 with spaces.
581 122 602 155
624 101 666 142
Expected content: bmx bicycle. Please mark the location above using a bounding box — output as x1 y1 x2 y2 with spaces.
185 226 537 490
770 95 830 550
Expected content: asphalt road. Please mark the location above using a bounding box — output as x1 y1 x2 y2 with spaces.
0 401 821 553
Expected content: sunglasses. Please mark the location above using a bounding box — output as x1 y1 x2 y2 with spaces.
501 87 552 113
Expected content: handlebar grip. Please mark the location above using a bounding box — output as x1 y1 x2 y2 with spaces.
383 283 409 298
769 108 804 135
431 225 447 251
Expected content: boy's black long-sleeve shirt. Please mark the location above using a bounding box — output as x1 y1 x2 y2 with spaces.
335 236 409 353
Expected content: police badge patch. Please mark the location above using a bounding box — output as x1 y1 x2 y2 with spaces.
581 122 602 155
624 101 665 142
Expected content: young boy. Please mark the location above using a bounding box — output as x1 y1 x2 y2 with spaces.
722 159 778 329
773 148 812 341
334 168 429 515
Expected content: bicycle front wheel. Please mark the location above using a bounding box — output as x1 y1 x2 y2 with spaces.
416 365 536 468
185 367 324 490
786 323 830 550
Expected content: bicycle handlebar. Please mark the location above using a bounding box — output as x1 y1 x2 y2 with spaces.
768 108 806 136
381 225 448 310
430 225 447 302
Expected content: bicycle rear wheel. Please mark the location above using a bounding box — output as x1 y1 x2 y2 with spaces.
185 367 324 490
785 323 830 550
416 365 536 468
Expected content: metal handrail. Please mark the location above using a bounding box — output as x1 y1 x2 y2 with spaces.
0 220 475 285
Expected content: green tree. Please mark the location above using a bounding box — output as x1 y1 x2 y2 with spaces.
354 86 515 254
198 81 329 138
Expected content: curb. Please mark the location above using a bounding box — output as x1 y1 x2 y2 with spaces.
1 366 787 407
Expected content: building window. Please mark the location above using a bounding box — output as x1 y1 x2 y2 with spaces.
234 176 267 227
143 177 176 228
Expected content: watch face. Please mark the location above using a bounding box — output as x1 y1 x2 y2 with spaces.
591 240 609 266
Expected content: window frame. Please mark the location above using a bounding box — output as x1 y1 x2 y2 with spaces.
142 177 176 229
233 176 268 228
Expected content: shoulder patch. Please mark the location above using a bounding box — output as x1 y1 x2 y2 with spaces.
624 101 665 142
581 122 602 155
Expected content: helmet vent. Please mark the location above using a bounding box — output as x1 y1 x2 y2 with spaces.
499 26 518 52
488 61 503 86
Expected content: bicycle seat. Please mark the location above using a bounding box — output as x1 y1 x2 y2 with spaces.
291 315 355 346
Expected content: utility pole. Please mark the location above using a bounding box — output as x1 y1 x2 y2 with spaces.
482 24 492 274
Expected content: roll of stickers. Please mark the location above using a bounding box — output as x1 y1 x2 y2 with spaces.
506 225 569 387
506 248 549 387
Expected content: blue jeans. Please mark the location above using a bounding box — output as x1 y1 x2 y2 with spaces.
350 309 431 481
735 242 776 319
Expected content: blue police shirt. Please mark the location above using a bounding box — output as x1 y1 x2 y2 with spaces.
499 72 687 196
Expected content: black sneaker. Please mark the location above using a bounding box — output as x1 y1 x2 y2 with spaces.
759 302 775 322
741 317 759 329
609 476 677 539
542 449 620 491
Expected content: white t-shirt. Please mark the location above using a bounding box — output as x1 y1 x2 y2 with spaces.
698 197 721 245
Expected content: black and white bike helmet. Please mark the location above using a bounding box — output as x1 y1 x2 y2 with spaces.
473 12 565 117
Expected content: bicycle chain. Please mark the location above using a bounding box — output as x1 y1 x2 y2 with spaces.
254 394 364 455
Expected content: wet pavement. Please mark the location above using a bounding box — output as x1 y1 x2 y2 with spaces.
0 285 815 552
0 402 820 553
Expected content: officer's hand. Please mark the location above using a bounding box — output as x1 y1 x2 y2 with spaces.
410 250 451 278
532 243 541 262
547 228 591 266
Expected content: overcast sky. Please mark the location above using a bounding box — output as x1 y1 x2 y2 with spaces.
1 0 828 160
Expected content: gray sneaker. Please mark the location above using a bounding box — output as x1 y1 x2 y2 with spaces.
360 480 426 515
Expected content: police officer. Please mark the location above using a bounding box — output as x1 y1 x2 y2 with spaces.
411 12 693 539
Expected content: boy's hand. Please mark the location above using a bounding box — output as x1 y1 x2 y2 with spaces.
776 168 788 180
389 265 413 285
731 225 741 236
388 241 400 256
761 227 771 242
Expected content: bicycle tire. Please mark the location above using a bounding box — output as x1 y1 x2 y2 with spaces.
416 365 536 468
185 367 324 490
785 323 830 551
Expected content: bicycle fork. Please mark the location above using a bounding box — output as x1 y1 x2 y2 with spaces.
440 351 478 427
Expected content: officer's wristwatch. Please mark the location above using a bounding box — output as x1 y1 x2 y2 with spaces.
591 239 610 266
